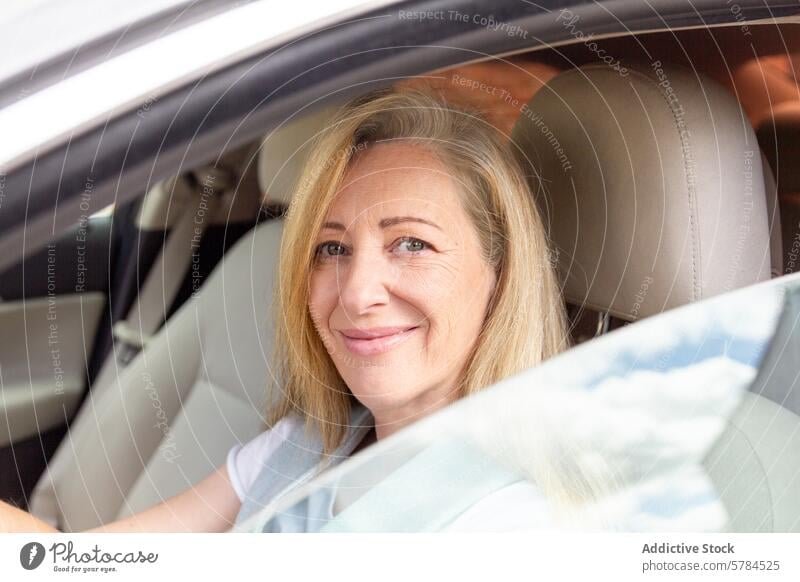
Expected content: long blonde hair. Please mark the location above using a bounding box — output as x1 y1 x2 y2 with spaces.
270 85 568 453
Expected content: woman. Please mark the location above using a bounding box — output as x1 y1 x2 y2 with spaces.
1 84 567 533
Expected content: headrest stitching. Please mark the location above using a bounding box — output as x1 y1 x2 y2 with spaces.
635 69 702 302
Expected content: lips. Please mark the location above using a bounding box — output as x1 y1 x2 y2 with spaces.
338 326 419 356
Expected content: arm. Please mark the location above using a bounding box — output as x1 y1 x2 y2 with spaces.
0 501 60 532
1 463 241 533
86 462 241 533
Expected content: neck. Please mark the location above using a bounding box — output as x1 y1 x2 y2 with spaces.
370 386 460 441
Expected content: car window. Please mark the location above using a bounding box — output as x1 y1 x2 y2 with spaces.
234 274 799 533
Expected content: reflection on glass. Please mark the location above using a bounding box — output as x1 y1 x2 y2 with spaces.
235 277 799 533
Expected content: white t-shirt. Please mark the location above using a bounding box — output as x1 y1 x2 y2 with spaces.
225 416 303 502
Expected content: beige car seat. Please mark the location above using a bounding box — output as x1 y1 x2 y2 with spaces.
512 62 797 532
29 107 336 532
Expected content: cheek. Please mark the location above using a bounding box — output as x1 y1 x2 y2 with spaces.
434 260 495 341
399 257 462 303
396 261 474 347
308 271 336 336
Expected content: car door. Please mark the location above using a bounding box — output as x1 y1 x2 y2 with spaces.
0 209 115 507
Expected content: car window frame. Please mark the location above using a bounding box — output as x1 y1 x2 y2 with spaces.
0 0 797 272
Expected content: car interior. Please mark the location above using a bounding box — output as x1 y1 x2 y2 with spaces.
1 20 798 532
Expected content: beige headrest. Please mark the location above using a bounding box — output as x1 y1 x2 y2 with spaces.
257 106 340 206
512 63 773 321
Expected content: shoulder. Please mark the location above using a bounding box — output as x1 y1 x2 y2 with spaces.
226 415 304 502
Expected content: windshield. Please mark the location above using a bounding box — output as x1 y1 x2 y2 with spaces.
234 274 799 533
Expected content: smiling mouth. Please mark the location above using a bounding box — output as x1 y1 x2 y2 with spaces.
339 326 420 356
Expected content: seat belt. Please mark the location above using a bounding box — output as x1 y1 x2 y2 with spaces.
113 192 217 364
91 170 224 393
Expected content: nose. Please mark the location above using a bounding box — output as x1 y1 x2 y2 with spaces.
337 244 394 317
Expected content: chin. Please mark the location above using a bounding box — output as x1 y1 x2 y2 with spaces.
345 374 417 411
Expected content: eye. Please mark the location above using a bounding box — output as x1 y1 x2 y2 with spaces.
315 241 348 259
394 237 431 254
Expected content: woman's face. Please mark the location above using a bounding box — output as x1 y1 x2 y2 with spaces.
308 141 497 434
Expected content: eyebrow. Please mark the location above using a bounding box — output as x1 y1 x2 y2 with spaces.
321 216 442 231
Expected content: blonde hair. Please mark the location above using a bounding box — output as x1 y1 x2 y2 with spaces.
270 85 568 453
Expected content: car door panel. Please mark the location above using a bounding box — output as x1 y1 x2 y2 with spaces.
0 215 114 506
0 292 104 447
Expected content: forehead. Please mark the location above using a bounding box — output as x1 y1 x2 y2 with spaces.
327 142 465 221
